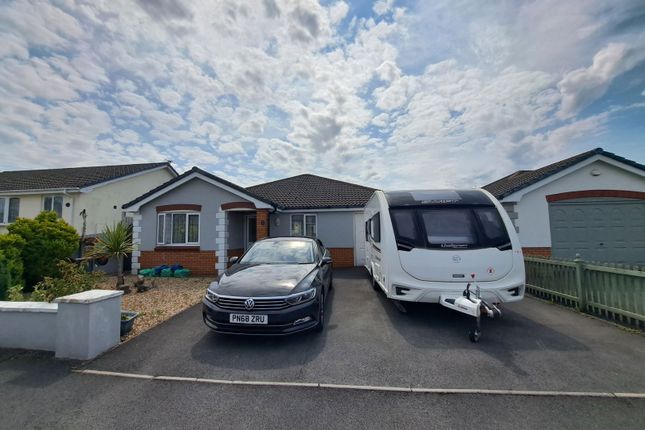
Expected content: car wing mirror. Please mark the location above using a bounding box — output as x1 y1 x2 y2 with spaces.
229 256 239 265
322 256 332 265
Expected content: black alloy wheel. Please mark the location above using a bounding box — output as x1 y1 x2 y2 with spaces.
314 292 325 332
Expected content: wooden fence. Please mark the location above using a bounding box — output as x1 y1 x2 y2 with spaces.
525 255 645 329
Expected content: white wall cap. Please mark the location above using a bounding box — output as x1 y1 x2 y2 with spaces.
0 302 58 313
55 289 123 304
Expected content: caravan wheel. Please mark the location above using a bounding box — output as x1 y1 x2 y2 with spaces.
371 276 379 291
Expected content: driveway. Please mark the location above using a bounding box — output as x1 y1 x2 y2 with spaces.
84 267 645 393
2 267 645 429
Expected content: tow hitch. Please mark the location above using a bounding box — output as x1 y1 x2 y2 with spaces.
439 274 501 342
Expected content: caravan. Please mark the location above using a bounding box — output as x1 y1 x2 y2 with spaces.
364 189 525 341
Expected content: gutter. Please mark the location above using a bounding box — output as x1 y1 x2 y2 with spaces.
0 188 81 196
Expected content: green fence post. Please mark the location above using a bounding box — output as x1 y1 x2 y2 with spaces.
574 253 585 312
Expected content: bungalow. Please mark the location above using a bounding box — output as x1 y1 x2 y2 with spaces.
483 148 645 264
0 163 177 236
122 168 375 275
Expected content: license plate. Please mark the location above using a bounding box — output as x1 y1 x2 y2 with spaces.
229 314 268 325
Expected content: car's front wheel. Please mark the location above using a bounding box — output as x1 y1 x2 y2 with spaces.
313 292 325 332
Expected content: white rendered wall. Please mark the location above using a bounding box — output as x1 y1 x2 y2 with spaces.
513 160 645 247
74 168 174 235
0 302 58 350
0 194 53 234
0 290 123 359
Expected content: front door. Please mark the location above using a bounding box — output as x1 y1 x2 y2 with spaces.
245 215 257 251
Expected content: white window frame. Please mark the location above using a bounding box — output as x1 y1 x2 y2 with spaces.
290 214 317 238
0 197 20 225
43 195 64 217
156 211 200 246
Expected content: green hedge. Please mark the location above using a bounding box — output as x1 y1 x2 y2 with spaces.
0 233 25 289
0 252 11 301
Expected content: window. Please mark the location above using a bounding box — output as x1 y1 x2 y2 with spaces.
389 206 510 250
0 197 20 224
43 195 64 217
157 212 200 245
240 240 315 264
390 209 419 249
290 214 317 237
422 209 476 246
368 213 381 242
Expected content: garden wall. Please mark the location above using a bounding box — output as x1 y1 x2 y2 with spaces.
0 302 58 350
0 290 123 359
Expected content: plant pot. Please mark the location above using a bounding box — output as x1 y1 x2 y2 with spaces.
120 310 139 336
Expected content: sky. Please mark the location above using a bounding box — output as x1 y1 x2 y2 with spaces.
0 0 644 189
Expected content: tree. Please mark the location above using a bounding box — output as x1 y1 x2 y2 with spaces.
8 212 79 287
85 221 133 287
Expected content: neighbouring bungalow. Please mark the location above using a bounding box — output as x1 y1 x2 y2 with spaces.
0 163 177 236
122 168 375 275
483 148 645 264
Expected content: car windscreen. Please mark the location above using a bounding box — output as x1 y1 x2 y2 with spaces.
390 206 511 250
240 240 315 264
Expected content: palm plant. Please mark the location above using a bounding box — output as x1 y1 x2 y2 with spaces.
86 221 133 287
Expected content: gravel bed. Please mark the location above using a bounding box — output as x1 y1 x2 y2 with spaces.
96 275 210 340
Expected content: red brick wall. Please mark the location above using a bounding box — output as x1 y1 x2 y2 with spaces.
546 190 645 202
256 209 269 240
227 248 244 267
522 247 551 258
140 249 217 276
328 248 354 268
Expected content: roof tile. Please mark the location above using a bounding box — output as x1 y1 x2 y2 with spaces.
247 174 375 209
0 162 173 192
483 148 645 199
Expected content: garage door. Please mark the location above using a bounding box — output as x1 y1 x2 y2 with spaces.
549 199 645 264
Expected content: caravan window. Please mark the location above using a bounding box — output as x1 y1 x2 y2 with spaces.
391 210 419 244
370 213 381 242
390 206 510 250
474 207 509 245
421 209 477 246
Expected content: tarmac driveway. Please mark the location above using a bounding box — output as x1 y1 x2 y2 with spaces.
84 267 645 394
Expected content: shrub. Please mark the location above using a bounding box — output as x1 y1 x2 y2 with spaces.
85 221 133 287
0 233 25 288
0 252 11 301
31 260 103 303
8 212 79 287
7 285 25 301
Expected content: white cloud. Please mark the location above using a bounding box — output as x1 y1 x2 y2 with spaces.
0 0 642 190
329 1 349 24
175 145 219 165
373 0 395 16
558 43 645 119
159 88 183 108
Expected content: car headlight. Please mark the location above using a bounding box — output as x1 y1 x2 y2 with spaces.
205 289 219 303
286 288 316 305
